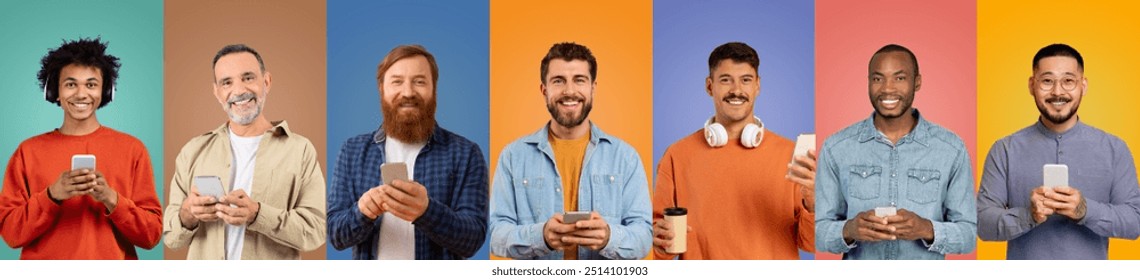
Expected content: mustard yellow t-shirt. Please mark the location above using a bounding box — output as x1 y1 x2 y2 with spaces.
549 130 590 260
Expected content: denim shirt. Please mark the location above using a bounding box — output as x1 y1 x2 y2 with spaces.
816 110 977 259
489 122 652 260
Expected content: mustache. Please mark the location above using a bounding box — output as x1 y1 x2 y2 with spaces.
554 95 585 103
722 94 749 102
228 92 257 104
394 95 424 106
1046 96 1072 103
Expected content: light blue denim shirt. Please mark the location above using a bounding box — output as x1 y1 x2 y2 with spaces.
489 122 652 260
816 109 977 259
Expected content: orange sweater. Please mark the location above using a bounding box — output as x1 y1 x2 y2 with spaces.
0 127 162 259
653 130 814 260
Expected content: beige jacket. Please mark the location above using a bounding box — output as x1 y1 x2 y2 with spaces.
162 121 326 259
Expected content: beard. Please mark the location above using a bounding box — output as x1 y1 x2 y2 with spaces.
546 95 592 128
1037 95 1079 124
382 94 437 143
224 92 264 125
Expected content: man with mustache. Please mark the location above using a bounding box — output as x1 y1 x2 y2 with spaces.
977 44 1140 259
651 42 814 260
327 45 488 259
815 44 977 259
0 38 162 259
163 44 327 259
489 42 652 260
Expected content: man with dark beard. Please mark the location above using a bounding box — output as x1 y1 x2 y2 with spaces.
163 44 327 259
815 44 976 259
327 45 488 260
977 43 1140 259
489 42 652 260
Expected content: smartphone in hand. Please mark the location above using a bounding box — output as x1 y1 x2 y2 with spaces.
562 211 591 224
381 162 410 185
193 175 226 201
1043 164 1068 189
71 154 96 171
792 134 816 162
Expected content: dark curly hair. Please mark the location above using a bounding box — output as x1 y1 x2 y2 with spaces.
540 42 597 84
38 37 120 108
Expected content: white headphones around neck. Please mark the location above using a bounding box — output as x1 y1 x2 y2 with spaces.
704 116 765 148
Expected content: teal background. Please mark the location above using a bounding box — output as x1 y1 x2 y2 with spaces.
0 0 164 259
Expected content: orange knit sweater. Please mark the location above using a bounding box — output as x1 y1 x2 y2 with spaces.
0 127 162 259
653 130 814 260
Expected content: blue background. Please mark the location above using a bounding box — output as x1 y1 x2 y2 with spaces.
652 0 816 259
326 0 491 260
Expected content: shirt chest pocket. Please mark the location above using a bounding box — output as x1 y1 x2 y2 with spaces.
517 177 550 224
589 174 621 217
847 165 882 200
905 169 942 204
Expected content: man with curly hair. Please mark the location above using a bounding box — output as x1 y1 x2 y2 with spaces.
0 38 163 259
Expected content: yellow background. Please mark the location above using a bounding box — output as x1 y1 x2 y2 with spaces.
977 0 1140 260
488 0 654 259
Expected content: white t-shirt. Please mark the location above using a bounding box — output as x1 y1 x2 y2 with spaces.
226 128 262 260
377 136 426 260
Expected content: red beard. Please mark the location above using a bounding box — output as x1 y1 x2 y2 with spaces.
382 94 437 143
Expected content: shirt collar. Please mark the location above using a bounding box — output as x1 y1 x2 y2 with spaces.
1033 117 1085 139
372 124 445 146
857 108 930 146
524 121 611 146
208 120 292 137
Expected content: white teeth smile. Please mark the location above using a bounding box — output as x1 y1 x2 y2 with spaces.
1051 101 1067 106
232 99 252 106
71 102 91 109
560 101 580 106
882 99 899 105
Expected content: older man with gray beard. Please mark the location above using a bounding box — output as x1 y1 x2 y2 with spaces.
162 44 327 259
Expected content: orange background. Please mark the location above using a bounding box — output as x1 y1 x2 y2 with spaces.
488 0 654 259
163 0 327 260
976 0 1140 260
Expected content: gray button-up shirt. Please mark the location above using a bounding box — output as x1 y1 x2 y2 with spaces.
977 119 1140 259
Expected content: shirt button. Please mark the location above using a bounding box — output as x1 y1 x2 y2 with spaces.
522 179 528 185
609 176 615 182
891 173 896 177
862 172 868 176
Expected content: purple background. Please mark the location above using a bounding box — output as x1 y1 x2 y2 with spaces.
652 0 815 260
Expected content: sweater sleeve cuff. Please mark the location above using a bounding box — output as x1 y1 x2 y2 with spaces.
107 192 134 219
35 188 63 215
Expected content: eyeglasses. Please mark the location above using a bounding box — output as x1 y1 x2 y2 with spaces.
1037 76 1079 92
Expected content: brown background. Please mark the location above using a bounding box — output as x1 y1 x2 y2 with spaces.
163 0 327 260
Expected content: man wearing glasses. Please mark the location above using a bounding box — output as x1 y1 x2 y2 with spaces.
976 43 1140 259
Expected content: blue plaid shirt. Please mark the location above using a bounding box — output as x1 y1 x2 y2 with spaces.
327 125 488 259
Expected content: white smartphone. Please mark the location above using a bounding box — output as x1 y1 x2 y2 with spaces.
563 211 591 224
1043 164 1069 189
71 154 96 171
381 162 410 185
874 206 897 217
792 134 816 162
193 175 226 200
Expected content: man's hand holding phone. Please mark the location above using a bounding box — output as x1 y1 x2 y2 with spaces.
180 178 222 230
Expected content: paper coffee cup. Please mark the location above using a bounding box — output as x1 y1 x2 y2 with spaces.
664 207 687 254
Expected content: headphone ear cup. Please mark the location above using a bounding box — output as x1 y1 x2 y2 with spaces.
705 122 728 147
741 123 764 148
